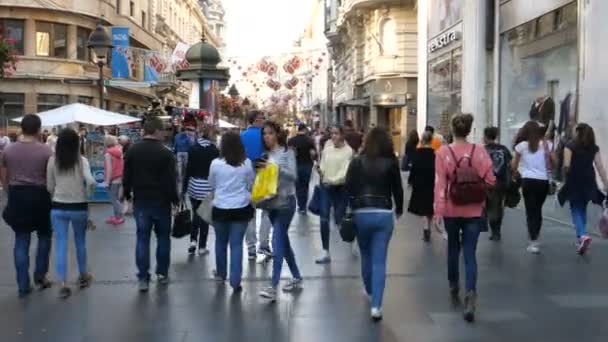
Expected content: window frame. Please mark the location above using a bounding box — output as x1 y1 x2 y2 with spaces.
35 21 68 58
76 27 91 61
37 93 67 112
0 19 25 55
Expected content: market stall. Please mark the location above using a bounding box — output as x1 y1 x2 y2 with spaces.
13 103 141 202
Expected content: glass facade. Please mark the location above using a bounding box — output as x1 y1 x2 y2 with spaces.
427 47 462 136
499 2 578 145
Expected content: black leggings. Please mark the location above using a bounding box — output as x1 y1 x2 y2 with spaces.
521 178 549 241
190 198 209 248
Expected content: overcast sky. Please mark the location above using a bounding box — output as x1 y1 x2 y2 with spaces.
223 0 316 59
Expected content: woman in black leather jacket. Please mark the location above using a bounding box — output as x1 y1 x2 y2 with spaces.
345 128 404 321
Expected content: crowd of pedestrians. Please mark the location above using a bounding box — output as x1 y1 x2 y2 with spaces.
2 108 606 324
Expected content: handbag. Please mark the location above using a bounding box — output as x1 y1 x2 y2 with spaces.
172 200 192 239
308 184 322 216
196 193 214 224
251 163 279 204
339 208 357 242
543 140 557 195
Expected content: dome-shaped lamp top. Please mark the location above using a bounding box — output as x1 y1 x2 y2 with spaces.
185 37 221 68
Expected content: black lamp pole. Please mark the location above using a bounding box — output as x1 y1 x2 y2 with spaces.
87 23 113 110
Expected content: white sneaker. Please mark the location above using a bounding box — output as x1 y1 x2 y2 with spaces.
282 278 303 292
259 287 277 301
577 236 592 255
351 242 359 257
371 307 383 321
527 242 540 254
198 248 209 256
315 250 331 264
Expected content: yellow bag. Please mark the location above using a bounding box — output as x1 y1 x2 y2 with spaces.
251 163 279 204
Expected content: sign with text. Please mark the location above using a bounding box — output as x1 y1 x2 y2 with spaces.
428 30 460 53
111 27 130 79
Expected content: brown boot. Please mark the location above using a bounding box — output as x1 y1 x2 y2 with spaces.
463 291 476 323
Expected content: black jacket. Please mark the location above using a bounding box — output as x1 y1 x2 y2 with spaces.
183 138 220 193
123 138 178 205
345 155 404 215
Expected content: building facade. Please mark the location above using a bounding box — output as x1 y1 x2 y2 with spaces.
0 0 220 127
295 0 329 128
419 0 592 147
325 0 418 154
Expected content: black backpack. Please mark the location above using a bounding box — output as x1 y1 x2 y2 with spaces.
447 145 487 205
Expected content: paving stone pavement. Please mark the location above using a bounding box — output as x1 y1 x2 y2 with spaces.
0 197 607 341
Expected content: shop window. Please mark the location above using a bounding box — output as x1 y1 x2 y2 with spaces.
37 94 67 112
36 22 67 58
499 2 577 145
0 93 25 123
0 19 24 55
77 96 93 105
379 18 397 56
427 47 462 136
77 27 91 61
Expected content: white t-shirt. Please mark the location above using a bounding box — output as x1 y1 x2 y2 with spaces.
515 141 553 180
208 158 255 209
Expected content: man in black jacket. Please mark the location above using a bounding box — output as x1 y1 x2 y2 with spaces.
123 117 178 292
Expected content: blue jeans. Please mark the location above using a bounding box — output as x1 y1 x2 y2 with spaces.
134 200 172 281
296 163 313 211
51 209 88 283
570 203 588 238
353 211 394 309
267 196 301 288
444 217 482 292
319 184 348 250
213 220 248 289
14 230 52 293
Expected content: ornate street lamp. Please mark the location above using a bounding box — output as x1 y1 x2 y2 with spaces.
176 34 230 125
87 24 114 110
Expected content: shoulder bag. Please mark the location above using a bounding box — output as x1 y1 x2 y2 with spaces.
172 200 193 239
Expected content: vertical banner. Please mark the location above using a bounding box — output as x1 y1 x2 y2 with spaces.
111 27 130 79
200 80 217 124
189 81 200 109
171 42 190 71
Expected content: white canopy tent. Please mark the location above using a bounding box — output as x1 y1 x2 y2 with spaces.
219 119 238 129
12 103 142 126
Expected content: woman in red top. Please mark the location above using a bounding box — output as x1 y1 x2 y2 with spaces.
434 114 495 323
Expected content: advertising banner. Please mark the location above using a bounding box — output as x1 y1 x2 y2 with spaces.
171 42 190 71
144 51 170 83
111 27 131 79
428 0 463 38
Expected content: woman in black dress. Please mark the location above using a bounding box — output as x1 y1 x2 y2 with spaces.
558 123 608 255
402 130 419 171
408 132 436 241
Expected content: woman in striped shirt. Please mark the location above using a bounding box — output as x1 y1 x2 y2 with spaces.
183 125 220 255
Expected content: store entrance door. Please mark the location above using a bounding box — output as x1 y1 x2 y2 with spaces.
378 107 403 155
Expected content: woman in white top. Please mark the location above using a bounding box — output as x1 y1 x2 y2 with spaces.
316 126 353 264
47 128 96 298
208 131 255 291
512 121 555 254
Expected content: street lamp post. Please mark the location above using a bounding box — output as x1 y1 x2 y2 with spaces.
87 24 114 110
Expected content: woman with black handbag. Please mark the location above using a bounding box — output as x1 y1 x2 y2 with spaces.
183 125 219 256
345 128 404 321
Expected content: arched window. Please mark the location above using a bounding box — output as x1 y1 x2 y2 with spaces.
379 17 397 56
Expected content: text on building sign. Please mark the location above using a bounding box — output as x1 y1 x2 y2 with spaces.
429 30 459 53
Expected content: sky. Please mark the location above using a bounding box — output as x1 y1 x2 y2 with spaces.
223 0 317 60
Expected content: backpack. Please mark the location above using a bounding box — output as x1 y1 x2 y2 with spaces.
486 145 510 186
447 144 487 205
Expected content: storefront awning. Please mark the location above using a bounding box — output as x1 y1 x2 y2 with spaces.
337 98 370 107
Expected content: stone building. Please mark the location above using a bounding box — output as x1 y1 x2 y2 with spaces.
0 0 220 126
324 0 418 154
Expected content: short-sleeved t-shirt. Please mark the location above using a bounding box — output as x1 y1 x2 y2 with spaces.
288 134 316 165
1 141 53 186
515 140 553 180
